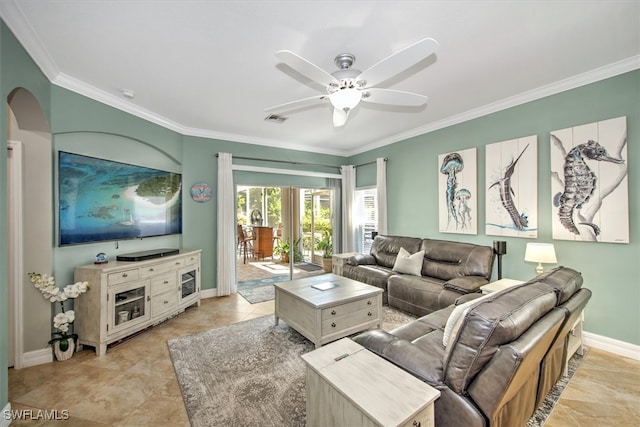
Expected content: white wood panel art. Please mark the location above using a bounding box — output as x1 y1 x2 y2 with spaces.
550 116 628 243
486 135 538 238
438 147 477 235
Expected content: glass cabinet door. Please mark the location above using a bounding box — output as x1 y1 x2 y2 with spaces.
109 281 150 333
179 267 199 307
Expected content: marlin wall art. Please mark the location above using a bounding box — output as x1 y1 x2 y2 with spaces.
486 136 538 238
550 116 629 243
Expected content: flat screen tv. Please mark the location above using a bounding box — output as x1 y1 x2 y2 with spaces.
58 151 182 246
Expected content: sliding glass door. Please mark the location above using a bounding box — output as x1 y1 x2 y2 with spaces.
235 185 333 286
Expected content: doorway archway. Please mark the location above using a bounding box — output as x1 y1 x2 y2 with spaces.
7 87 52 368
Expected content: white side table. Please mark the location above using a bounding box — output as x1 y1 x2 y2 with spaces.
331 252 358 276
480 278 524 294
302 338 440 427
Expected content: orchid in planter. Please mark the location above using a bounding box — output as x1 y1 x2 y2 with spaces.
28 272 90 358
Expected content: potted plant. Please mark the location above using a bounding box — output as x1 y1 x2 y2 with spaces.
317 229 333 273
274 239 291 263
28 272 90 361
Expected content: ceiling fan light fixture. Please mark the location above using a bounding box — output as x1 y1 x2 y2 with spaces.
329 88 361 110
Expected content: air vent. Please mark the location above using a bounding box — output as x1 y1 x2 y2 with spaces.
264 114 287 123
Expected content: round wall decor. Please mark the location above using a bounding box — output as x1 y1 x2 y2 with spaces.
190 182 212 202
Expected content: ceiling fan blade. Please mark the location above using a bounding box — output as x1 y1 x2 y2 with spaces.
276 50 338 86
357 38 439 88
333 108 350 127
264 94 327 113
362 88 428 106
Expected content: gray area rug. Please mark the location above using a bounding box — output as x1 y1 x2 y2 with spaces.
236 275 289 303
168 308 583 427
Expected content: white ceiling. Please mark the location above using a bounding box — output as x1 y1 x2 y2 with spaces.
1 1 639 156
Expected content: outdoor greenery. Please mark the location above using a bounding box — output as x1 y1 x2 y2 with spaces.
237 186 333 262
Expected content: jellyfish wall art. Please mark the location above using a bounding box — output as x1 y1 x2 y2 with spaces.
550 116 628 243
438 147 477 235
485 135 538 238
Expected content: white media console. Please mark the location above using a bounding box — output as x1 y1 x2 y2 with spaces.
74 249 202 356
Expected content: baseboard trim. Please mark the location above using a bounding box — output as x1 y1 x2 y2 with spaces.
584 331 640 360
21 348 53 368
201 288 217 299
1 402 11 427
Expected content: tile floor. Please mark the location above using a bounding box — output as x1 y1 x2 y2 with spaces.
7 294 640 426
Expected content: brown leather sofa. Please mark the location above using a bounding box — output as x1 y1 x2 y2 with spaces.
353 266 591 427
342 235 495 315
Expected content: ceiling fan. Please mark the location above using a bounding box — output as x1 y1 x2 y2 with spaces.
265 37 439 127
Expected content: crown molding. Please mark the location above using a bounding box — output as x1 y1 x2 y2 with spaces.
346 55 640 156
0 0 58 81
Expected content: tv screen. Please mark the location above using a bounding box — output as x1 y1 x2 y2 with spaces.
58 151 182 246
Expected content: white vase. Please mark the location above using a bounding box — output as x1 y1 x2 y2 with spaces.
53 338 75 361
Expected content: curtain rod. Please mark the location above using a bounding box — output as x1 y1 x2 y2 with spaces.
215 153 387 169
216 153 340 170
356 158 387 168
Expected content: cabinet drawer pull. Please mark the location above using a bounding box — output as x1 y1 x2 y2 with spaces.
331 310 336 315
164 280 169 284
149 268 154 272
331 322 336 328
367 300 372 305
176 262 181 265
368 312 372 317
146 296 151 302
413 422 421 427
164 300 169 304
122 273 128 278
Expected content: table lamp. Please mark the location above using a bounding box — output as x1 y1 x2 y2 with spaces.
493 240 507 279
524 243 557 274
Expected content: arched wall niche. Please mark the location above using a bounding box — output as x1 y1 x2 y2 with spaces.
6 86 54 361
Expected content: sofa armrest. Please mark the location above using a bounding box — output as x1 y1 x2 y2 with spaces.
353 330 444 385
345 254 377 266
454 292 484 304
444 276 488 294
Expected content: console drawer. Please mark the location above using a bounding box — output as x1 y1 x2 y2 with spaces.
140 259 185 277
150 272 177 296
151 289 178 318
108 269 139 286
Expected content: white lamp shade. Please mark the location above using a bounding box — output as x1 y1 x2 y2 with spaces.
524 243 557 264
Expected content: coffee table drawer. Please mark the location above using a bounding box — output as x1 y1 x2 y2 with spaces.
321 297 378 320
322 306 379 334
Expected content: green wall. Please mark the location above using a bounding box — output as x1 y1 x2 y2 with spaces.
349 70 640 345
1 20 52 412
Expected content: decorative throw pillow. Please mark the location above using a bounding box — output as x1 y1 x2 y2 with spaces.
442 292 493 347
392 247 424 276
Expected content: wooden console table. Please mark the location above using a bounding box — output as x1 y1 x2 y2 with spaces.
251 226 273 259
302 338 440 426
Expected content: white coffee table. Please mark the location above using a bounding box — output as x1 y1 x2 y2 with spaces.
274 274 383 348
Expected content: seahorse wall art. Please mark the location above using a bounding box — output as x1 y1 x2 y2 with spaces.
485 136 538 238
550 116 629 243
438 147 477 235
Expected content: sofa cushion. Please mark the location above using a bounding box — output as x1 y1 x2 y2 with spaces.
442 292 493 347
443 276 489 293
392 247 425 276
420 239 494 281
371 235 422 269
535 266 583 305
444 282 557 394
388 275 446 315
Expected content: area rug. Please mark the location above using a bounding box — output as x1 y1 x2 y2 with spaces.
168 308 583 427
294 262 323 272
167 307 414 427
236 275 289 303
